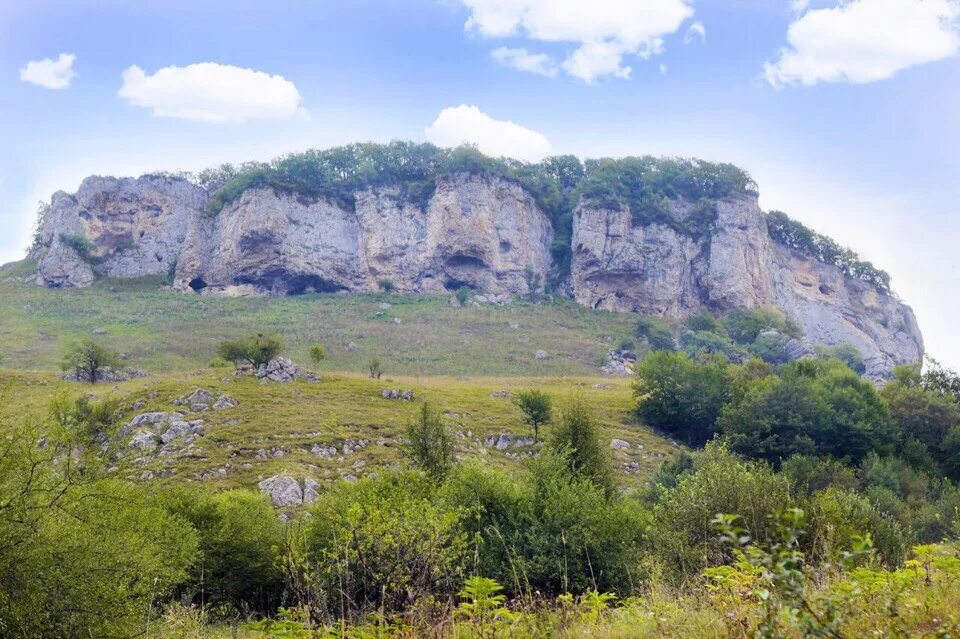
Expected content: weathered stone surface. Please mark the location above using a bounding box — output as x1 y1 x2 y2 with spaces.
255 357 315 383
381 389 414 401
258 475 303 508
174 388 215 408
61 366 146 384
610 438 631 450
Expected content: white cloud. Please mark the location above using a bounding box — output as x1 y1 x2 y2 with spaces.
491 46 558 76
460 0 694 82
684 21 706 44
424 105 551 162
764 0 960 86
118 62 305 123
19 53 76 89
791 0 811 12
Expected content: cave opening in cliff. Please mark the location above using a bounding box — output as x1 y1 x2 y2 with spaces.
188 277 207 293
445 255 487 270
286 274 347 295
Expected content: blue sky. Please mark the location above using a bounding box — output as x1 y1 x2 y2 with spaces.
1 0 958 365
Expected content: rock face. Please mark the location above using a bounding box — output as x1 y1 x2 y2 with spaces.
32 171 923 377
572 192 923 379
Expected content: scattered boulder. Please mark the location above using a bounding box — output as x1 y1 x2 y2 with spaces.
93 328 108 336
601 350 637 376
130 431 159 451
610 438 631 450
311 444 337 458
256 357 317 383
174 388 214 409
159 420 204 445
381 389 414 401
213 394 238 410
258 475 304 508
302 477 321 505
534 350 549 361
483 432 536 450
472 293 513 306
490 390 511 399
342 438 369 454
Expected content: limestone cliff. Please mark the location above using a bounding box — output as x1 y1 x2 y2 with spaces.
30 168 923 377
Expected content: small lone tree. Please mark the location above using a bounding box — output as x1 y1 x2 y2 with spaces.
548 395 615 496
218 333 283 367
61 339 120 384
514 389 552 442
406 402 455 480
308 342 326 366
368 357 383 379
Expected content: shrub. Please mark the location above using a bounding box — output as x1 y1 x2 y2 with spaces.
377 278 396 293
634 351 729 446
680 329 745 361
59 232 96 261
308 342 326 365
806 487 906 567
207 356 231 368
60 338 120 383
456 285 472 304
648 443 793 579
0 419 197 637
722 306 792 344
634 316 675 351
513 389 553 442
217 333 283 367
162 487 284 613
406 402 456 480
720 360 895 466
367 357 383 379
818 342 866 374
547 396 614 496
300 472 469 617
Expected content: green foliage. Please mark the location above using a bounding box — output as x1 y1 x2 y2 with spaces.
720 360 896 466
513 389 552 442
722 305 794 344
456 285 472 304
162 487 284 614
0 411 197 638
60 337 120 383
308 342 326 365
547 396 614 496
634 316 675 351
217 333 283 367
649 443 794 579
299 471 469 617
818 342 866 374
367 356 383 379
634 350 729 446
406 402 456 480
377 278 396 293
806 487 905 567
767 210 892 291
59 231 96 262
577 156 755 237
456 576 515 632
881 372 960 479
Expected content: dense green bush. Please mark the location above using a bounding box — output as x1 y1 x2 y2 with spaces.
58 231 96 261
513 388 553 442
719 360 896 466
162 487 285 614
767 210 891 291
0 403 197 638
634 351 729 446
634 316 675 351
299 472 469 618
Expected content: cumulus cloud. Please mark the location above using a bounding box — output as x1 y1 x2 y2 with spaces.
684 21 706 44
460 0 694 82
491 47 558 76
118 62 305 123
20 53 76 89
424 105 551 162
764 0 960 86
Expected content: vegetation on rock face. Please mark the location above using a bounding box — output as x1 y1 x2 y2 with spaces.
767 209 892 291
58 231 96 262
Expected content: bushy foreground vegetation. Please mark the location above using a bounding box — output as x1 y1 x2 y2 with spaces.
2 349 959 637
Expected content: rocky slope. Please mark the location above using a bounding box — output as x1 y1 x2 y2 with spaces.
30 170 923 377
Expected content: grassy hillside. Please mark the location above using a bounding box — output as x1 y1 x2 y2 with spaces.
0 260 637 377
